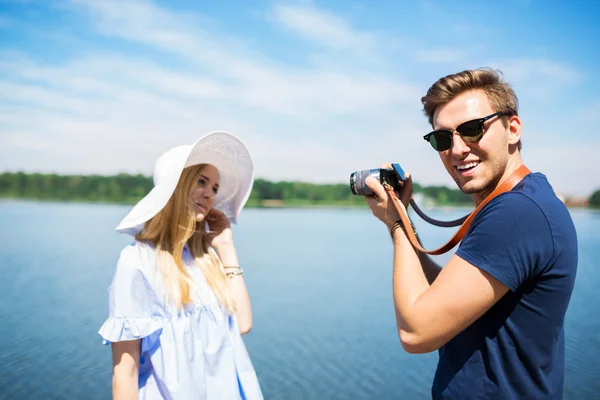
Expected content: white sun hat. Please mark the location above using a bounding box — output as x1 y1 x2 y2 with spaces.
115 131 254 236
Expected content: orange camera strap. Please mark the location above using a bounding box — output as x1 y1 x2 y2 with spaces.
385 165 531 255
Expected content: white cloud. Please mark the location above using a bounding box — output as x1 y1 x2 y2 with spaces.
57 1 419 117
268 3 374 51
494 58 582 85
0 47 425 182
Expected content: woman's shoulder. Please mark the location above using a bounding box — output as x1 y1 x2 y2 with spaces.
116 240 157 274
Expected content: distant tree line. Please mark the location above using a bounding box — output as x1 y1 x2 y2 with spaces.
414 182 472 205
248 178 363 206
0 172 153 204
590 189 600 208
0 171 559 207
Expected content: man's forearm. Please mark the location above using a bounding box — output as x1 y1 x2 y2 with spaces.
391 227 431 330
397 221 442 284
414 236 442 284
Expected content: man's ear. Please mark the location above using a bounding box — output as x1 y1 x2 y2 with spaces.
507 115 522 146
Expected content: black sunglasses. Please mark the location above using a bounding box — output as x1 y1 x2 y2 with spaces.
423 112 503 151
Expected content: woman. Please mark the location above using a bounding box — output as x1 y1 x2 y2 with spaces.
99 131 263 399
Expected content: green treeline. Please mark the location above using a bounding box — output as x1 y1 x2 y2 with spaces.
249 178 472 205
590 189 600 208
4 172 595 208
249 179 364 206
0 172 154 204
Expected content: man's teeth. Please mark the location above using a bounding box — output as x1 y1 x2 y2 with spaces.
457 162 479 170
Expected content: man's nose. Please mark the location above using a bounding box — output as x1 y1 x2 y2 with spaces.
451 131 470 157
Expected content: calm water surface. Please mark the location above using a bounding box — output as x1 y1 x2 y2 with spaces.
0 201 598 399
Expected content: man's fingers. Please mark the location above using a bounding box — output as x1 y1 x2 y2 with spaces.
365 176 388 200
364 195 380 208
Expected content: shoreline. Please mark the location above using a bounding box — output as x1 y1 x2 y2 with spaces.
1 197 595 211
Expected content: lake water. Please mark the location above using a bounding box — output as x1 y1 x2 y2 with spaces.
0 200 598 399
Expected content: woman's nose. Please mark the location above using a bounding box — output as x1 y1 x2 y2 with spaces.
202 189 214 200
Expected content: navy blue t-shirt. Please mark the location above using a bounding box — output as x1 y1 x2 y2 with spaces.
432 173 578 399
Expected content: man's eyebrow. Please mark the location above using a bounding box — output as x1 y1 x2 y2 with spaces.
435 117 473 131
433 118 450 130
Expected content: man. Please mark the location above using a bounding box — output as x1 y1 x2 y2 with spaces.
364 68 578 399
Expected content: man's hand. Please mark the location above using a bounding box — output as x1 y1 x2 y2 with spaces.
364 163 414 228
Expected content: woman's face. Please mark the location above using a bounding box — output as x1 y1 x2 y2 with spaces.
190 164 220 222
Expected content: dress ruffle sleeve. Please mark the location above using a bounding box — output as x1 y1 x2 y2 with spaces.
98 243 163 351
98 317 162 350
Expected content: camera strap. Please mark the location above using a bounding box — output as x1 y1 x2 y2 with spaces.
386 164 531 255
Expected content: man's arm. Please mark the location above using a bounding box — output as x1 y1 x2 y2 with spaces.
365 173 510 354
387 192 551 354
409 229 442 284
418 251 442 285
390 227 509 354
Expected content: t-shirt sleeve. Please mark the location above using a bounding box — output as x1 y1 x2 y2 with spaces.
456 192 554 291
98 244 162 345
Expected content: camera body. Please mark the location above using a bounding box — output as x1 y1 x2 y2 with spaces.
350 163 406 196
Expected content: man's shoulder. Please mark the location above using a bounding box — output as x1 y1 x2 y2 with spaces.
479 190 548 229
515 172 567 212
507 172 576 239
461 171 577 282
484 172 568 224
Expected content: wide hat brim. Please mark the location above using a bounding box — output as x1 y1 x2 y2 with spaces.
115 131 254 236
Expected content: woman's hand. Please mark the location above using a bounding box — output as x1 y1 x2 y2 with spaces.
205 209 234 248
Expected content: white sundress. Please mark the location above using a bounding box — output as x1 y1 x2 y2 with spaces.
98 241 263 399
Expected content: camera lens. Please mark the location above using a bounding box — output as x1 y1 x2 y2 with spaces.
350 172 358 195
349 169 380 196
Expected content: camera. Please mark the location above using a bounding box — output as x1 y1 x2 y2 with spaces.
350 163 406 196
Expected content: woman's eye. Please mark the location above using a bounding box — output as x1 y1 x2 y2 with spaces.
213 187 219 194
198 179 205 186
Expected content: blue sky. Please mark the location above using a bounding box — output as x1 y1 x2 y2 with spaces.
1 0 598 197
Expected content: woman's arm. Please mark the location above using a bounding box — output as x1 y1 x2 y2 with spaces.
206 209 253 335
214 242 253 335
111 340 140 400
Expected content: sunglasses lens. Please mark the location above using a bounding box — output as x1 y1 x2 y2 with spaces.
457 120 483 143
430 132 452 151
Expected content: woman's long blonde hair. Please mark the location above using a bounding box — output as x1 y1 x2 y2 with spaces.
136 164 236 313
